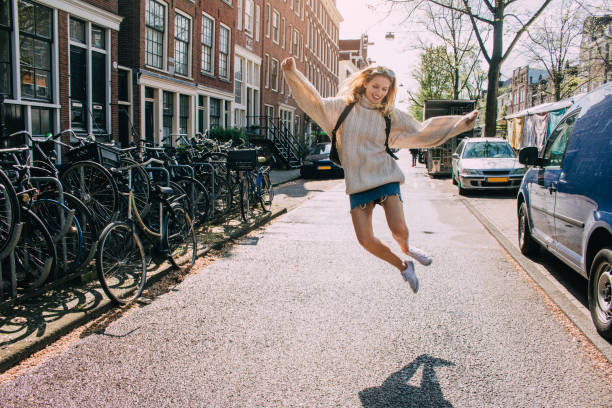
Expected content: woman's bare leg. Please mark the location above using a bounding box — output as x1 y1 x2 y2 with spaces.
351 203 405 271
380 195 410 255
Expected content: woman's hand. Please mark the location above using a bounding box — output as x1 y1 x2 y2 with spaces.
281 57 295 71
463 110 479 129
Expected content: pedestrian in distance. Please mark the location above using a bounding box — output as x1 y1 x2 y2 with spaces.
281 57 478 293
410 148 419 167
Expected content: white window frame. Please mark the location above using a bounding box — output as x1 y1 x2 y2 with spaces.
264 53 270 88
201 12 215 76
145 0 168 71
221 0 232 5
271 58 279 91
255 5 261 41
173 10 192 78
272 10 279 44
244 0 254 37
295 0 301 16
237 0 243 31
218 24 231 80
281 17 286 49
293 28 299 58
265 3 271 39
68 16 111 135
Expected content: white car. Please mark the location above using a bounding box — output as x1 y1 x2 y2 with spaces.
451 137 525 195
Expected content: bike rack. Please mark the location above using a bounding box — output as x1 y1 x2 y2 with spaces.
192 161 217 219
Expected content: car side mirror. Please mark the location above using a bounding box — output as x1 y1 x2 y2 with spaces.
518 147 540 166
452 153 459 159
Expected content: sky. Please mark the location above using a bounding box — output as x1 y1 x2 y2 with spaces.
334 0 605 106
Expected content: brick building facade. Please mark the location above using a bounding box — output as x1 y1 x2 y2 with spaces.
260 0 341 139
338 33 371 85
1 0 122 146
1 0 345 153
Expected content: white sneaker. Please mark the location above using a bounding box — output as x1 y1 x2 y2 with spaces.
401 261 419 293
408 246 432 266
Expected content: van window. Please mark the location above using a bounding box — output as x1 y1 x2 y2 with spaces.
543 114 577 167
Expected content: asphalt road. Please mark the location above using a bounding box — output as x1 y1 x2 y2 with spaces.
1 151 611 407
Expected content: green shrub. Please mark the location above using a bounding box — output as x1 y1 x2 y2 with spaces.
208 127 248 145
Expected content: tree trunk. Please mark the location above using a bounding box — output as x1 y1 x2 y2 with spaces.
485 17 504 138
485 62 500 137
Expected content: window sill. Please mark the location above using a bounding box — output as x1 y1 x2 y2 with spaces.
219 78 232 84
144 65 170 75
175 73 194 81
201 71 216 79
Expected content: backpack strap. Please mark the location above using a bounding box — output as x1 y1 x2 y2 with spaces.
331 102 356 145
384 115 399 160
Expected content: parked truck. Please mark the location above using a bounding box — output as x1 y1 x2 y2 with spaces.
423 99 477 177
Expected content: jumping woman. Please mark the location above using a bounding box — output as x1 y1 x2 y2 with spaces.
281 57 478 293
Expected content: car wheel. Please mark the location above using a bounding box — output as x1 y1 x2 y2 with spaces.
518 202 538 256
589 247 612 340
458 177 467 196
452 171 458 185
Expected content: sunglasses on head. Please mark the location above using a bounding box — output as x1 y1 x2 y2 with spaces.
372 66 395 79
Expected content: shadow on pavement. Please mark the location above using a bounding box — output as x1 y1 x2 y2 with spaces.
359 354 455 408
0 284 105 347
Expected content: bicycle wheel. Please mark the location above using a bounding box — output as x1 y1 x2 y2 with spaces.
14 208 57 288
63 192 99 269
96 221 146 305
60 161 119 231
258 172 274 212
40 191 99 271
0 169 20 258
119 158 151 219
176 176 210 225
239 174 251 222
30 199 83 274
166 204 197 271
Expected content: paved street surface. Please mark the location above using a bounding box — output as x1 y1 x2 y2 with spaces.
1 151 611 407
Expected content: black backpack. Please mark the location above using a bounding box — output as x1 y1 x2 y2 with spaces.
329 102 398 166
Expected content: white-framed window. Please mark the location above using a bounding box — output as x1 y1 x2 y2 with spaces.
265 3 270 38
245 0 254 36
219 24 230 79
255 5 260 41
237 0 243 30
271 58 278 91
234 56 243 104
145 0 166 69
201 13 215 75
281 17 286 49
221 0 232 5
264 53 269 88
174 12 191 76
289 24 292 53
293 29 299 58
272 10 279 44
295 0 301 16
68 15 111 135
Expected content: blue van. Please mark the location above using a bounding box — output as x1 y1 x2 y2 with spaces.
517 82 612 339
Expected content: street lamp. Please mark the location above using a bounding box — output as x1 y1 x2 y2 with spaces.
385 32 395 40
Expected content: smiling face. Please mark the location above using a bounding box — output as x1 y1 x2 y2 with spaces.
364 74 392 105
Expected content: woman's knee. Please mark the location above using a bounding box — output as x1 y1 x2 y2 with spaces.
390 223 409 240
356 232 377 250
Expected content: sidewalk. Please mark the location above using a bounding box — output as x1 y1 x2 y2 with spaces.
0 168 303 372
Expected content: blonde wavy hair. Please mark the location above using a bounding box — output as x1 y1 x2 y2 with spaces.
338 65 397 118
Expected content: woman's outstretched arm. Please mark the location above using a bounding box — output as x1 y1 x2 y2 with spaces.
389 109 479 149
281 57 342 135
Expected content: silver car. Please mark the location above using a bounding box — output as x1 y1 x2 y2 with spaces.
451 137 525 195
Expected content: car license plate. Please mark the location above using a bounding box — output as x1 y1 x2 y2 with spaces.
318 165 332 170
487 177 508 183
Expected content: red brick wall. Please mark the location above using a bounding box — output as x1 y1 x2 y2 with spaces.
260 0 340 132
196 1 235 94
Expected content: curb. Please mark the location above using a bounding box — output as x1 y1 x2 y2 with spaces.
0 206 289 373
461 198 612 364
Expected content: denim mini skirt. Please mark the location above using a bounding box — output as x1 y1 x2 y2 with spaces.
349 182 401 211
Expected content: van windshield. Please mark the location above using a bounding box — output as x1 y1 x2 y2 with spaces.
462 142 516 159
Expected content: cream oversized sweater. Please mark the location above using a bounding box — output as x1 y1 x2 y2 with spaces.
284 66 475 195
